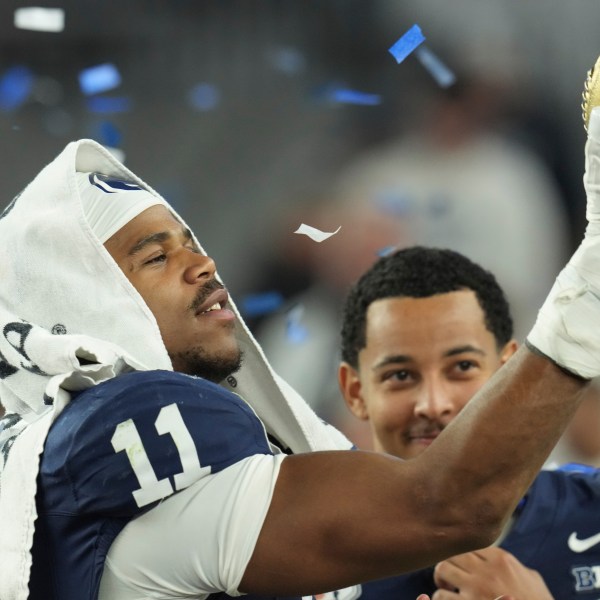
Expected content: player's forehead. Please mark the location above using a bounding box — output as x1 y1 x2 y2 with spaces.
366 290 483 327
362 291 491 361
104 205 189 258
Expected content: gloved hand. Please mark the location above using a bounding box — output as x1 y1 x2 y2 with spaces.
528 106 600 379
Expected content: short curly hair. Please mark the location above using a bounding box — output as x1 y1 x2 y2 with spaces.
340 246 513 367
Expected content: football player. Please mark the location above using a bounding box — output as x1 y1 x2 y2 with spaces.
2 105 600 600
338 246 584 598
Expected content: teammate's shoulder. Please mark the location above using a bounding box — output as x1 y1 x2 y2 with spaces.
61 369 248 423
532 463 600 496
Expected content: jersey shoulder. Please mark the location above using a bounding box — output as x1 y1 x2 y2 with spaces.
39 370 272 517
500 465 600 599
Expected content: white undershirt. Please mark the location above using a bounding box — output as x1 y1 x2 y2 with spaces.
99 453 286 599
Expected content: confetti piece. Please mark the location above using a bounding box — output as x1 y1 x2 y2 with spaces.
328 88 381 106
86 96 132 114
0 66 34 112
96 121 122 148
14 7 64 32
187 83 220 111
388 24 426 64
414 45 456 88
240 291 284 318
377 245 397 258
78 63 121 96
294 223 341 243
286 305 309 344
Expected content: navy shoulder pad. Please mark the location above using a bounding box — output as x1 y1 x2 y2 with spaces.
39 370 272 518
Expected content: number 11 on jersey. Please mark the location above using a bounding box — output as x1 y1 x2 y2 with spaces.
112 403 210 507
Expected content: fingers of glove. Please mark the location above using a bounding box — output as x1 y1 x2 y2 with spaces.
584 107 600 223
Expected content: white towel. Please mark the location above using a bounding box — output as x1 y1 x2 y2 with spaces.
0 139 352 600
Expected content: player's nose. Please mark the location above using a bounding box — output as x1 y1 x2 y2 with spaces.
183 253 216 284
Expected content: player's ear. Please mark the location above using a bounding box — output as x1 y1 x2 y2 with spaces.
499 339 519 365
338 361 369 420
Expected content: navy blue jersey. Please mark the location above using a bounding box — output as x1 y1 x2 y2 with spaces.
28 369 298 600
359 465 600 599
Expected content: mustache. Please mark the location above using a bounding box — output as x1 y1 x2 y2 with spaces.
405 424 445 439
188 279 226 313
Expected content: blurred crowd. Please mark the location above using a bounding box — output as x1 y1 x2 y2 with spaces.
1 0 600 465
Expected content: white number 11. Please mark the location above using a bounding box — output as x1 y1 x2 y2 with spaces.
111 403 210 507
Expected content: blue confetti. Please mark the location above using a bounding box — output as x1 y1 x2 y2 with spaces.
188 83 220 111
414 45 456 88
329 88 381 106
86 96 132 114
388 24 426 64
240 291 284 318
377 245 397 258
285 305 309 344
79 63 121 96
0 66 34 112
96 121 122 148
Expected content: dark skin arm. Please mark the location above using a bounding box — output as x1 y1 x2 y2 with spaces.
240 347 587 596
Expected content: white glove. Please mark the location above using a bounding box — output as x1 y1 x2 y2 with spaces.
527 107 600 378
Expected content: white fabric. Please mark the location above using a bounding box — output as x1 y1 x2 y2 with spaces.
0 139 352 600
77 172 165 243
528 108 600 379
99 453 286 599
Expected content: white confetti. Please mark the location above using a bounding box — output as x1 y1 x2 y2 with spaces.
294 223 341 243
14 7 65 32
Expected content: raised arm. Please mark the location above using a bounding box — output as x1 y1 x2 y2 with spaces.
242 350 585 595
242 103 600 597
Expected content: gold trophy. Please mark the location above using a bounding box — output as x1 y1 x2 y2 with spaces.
582 56 600 131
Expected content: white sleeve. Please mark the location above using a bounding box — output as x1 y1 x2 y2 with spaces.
98 453 287 599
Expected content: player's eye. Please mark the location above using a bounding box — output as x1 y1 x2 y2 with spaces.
392 370 410 380
382 369 412 383
144 253 166 265
458 360 474 370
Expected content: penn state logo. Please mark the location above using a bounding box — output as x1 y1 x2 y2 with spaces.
88 172 143 193
302 586 361 600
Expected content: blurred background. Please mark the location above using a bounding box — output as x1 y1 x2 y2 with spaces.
1 0 599 446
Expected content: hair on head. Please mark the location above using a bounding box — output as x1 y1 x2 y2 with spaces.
340 246 513 367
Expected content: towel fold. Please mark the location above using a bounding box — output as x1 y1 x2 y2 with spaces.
0 139 351 600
